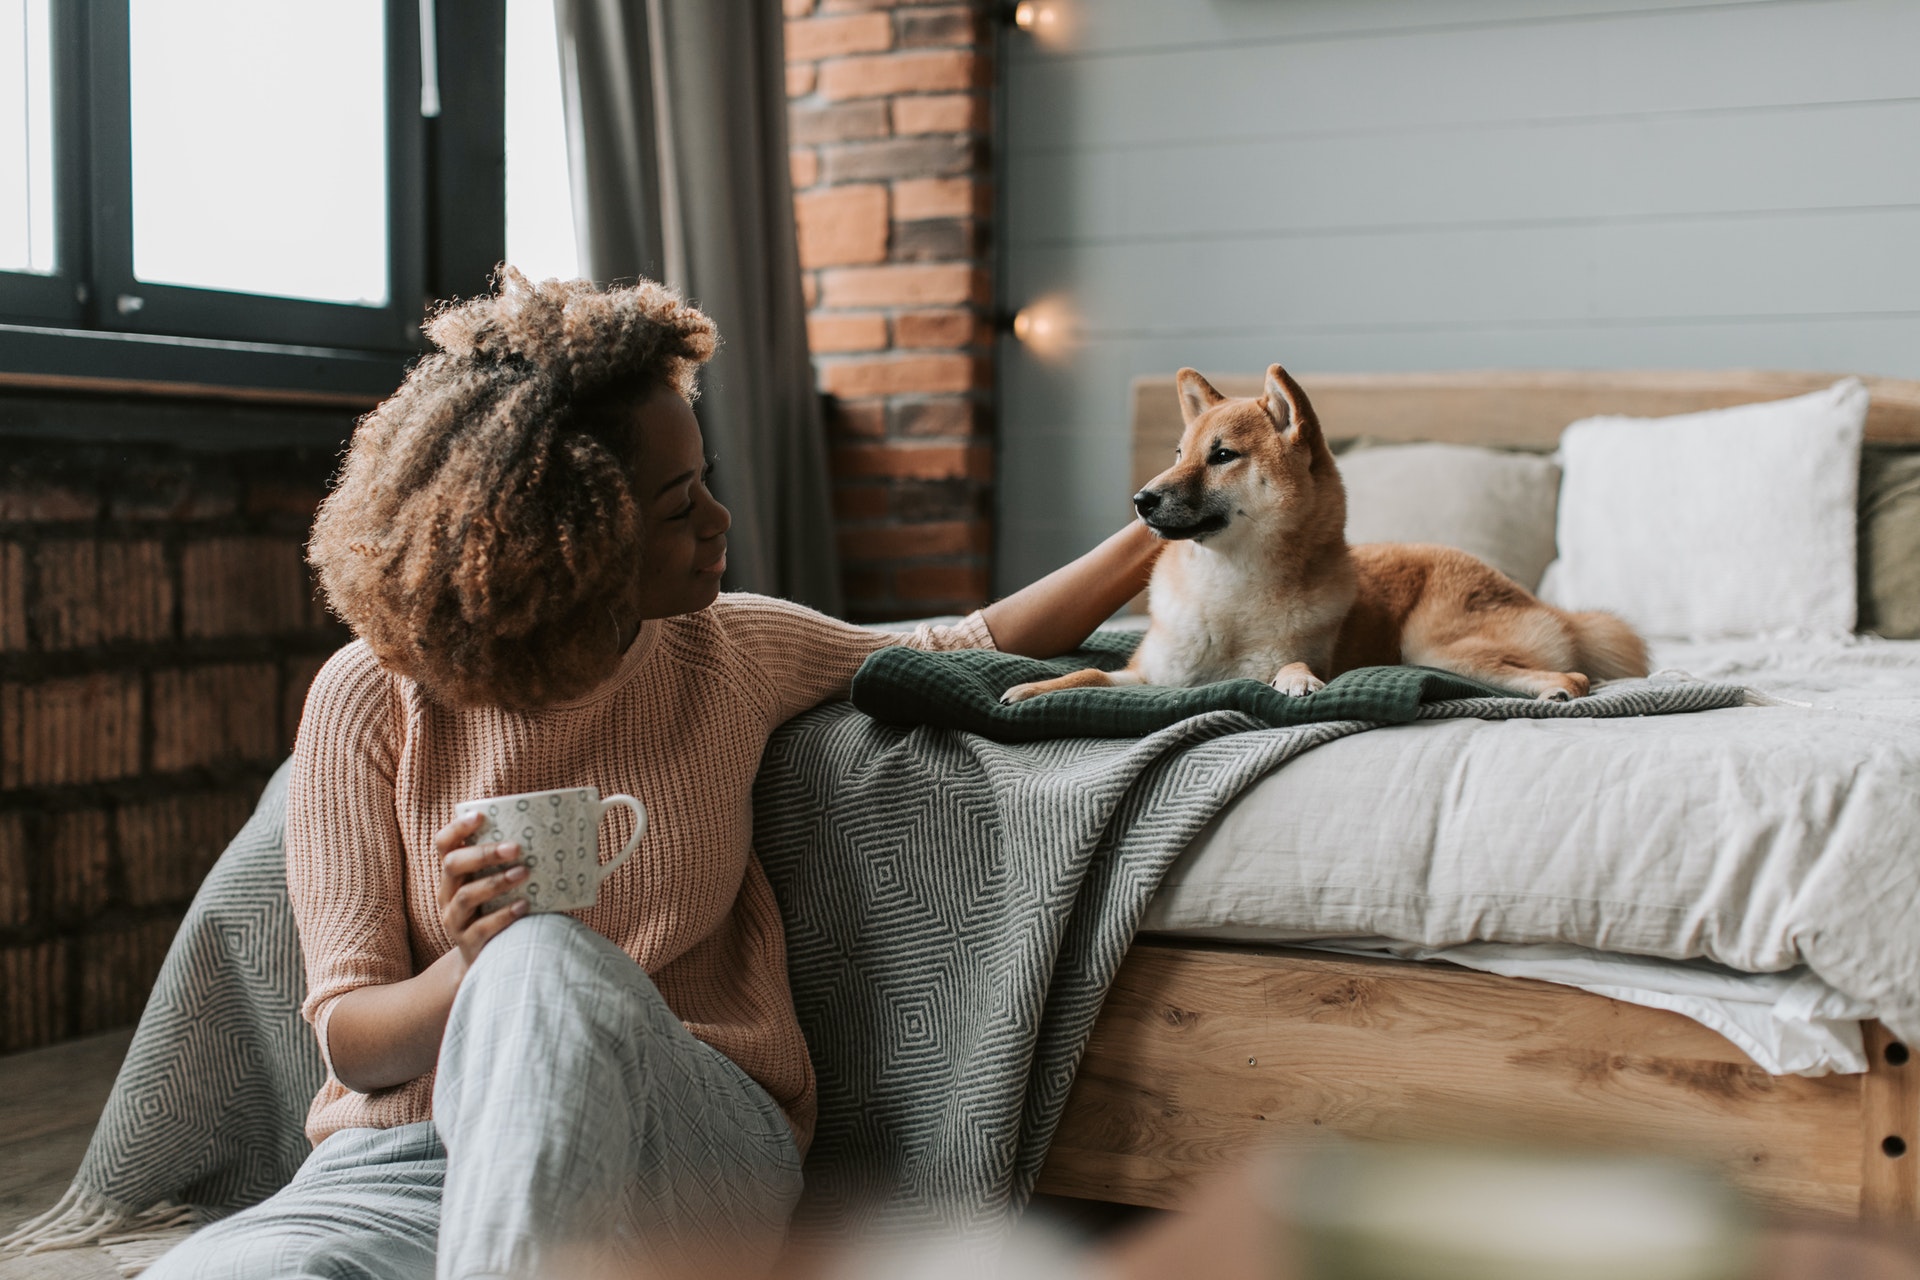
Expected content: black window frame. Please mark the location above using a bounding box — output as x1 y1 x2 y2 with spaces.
0 0 504 404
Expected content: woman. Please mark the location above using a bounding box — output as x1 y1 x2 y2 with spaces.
144 271 1157 1279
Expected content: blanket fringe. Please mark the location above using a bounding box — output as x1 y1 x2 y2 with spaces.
1741 688 1813 708
1650 667 1811 709
0 1183 195 1264
102 1224 198 1277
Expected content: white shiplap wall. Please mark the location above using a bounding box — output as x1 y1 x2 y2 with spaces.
996 0 1920 589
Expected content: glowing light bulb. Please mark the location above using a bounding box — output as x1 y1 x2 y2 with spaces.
1007 297 1075 360
1013 2 1075 46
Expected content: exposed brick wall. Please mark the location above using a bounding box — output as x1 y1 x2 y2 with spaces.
785 0 995 622
0 416 350 1052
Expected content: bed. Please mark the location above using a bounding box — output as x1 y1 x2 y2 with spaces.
1031 370 1920 1222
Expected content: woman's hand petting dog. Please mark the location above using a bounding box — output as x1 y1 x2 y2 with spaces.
435 811 529 973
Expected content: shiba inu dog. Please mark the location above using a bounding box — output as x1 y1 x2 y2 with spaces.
1003 364 1648 704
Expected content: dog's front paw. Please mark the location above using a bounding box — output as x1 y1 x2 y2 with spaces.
1270 663 1326 698
1000 682 1047 705
1534 672 1590 702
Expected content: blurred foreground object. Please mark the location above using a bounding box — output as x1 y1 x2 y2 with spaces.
1100 1143 1920 1280
1294 1145 1750 1280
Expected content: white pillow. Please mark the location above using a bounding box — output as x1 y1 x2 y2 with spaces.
1539 379 1867 640
1340 442 1561 591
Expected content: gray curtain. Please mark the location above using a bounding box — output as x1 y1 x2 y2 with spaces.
555 0 841 614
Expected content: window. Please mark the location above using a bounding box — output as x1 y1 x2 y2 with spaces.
1 0 56 278
0 0 505 400
504 0 578 283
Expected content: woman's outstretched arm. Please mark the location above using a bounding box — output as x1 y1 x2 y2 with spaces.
981 519 1160 658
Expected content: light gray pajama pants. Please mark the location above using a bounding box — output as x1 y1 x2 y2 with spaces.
143 915 804 1280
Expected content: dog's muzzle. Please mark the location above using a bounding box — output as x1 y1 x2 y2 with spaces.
1135 487 1230 540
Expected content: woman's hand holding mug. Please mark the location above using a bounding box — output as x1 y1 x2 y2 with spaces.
433 810 529 972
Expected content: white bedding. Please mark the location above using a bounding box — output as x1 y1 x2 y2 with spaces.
1140 634 1920 1074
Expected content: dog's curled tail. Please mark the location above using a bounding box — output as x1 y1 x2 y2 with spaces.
1567 610 1650 681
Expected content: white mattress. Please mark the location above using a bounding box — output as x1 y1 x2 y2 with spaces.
1140 633 1920 1075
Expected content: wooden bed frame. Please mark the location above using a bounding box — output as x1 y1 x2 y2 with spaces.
1032 369 1920 1222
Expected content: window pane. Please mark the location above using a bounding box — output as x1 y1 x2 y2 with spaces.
0 0 56 275
505 0 579 282
129 0 388 306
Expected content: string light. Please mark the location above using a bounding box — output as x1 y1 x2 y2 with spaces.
1006 297 1075 361
1011 2 1064 37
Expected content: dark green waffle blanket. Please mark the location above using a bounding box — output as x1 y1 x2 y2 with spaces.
851 629 1522 741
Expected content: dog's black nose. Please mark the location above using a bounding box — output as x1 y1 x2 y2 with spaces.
1133 489 1162 517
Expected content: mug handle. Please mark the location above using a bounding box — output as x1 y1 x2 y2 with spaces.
596 794 647 876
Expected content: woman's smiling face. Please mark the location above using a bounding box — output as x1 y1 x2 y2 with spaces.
630 385 731 619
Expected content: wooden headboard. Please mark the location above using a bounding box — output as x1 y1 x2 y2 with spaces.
1130 369 1920 497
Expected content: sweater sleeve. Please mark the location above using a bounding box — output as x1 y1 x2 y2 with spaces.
286 643 413 1071
711 594 996 725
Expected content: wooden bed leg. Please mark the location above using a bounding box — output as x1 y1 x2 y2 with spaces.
1862 1021 1918 1220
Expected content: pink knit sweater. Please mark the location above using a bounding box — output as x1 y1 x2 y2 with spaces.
286 594 994 1149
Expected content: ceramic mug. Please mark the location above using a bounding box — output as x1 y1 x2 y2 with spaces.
454 785 646 914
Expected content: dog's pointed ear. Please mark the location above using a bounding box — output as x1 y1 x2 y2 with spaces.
1176 368 1226 425
1262 363 1322 446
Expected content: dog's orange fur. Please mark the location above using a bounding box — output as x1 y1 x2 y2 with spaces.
1004 363 1648 704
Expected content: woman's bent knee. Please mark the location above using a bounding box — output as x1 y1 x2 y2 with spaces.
465 913 633 983
444 915 673 1060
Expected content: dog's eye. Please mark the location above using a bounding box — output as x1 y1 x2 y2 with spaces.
1207 446 1240 466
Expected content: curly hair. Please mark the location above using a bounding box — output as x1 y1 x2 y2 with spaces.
308 267 718 711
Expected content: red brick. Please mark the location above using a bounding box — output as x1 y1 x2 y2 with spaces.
306 573 339 631
892 176 989 221
790 147 820 190
0 940 68 1051
821 135 975 184
78 918 177 1034
33 539 173 649
891 217 976 261
0 543 25 651
892 93 988 136
243 479 328 521
283 652 330 753
819 49 985 100
840 566 890 604
786 11 892 61
181 537 310 639
832 484 890 521
819 263 984 308
120 790 256 908
820 354 982 397
110 462 238 521
0 674 142 787
895 563 991 606
809 313 890 354
803 272 820 309
833 442 993 481
795 184 890 270
783 0 814 15
0 813 28 928
150 663 280 773
788 99 890 146
897 5 982 47
786 62 817 97
894 309 976 350
821 0 905 9
892 397 982 437
838 519 990 562
0 472 98 521
47 809 111 918
826 399 888 439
